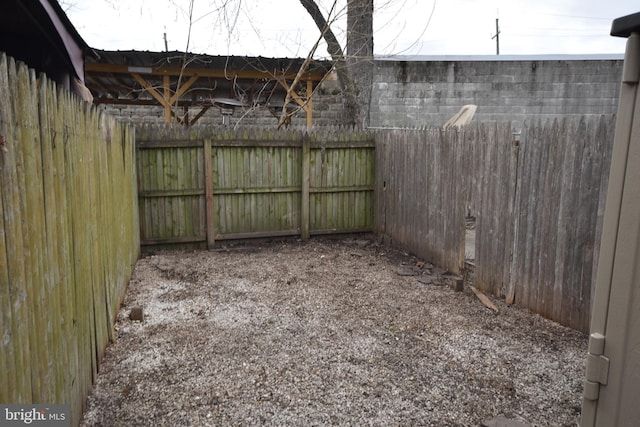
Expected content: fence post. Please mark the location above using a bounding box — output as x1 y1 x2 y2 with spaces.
301 135 310 240
204 138 215 248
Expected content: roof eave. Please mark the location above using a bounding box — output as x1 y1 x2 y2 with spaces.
38 0 89 80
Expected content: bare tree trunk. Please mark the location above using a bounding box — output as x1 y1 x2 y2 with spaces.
298 0 360 126
347 0 373 127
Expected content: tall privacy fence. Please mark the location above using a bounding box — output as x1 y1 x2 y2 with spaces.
375 117 614 333
136 118 612 333
135 126 375 247
475 118 612 332
0 54 139 425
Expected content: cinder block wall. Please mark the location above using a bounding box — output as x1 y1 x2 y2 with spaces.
102 56 623 128
100 92 348 127
370 56 623 128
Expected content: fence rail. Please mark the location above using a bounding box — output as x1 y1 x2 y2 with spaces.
0 54 139 425
136 127 375 247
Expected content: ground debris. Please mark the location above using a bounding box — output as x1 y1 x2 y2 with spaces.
417 275 435 285
81 238 586 427
396 267 418 276
471 285 500 313
128 306 144 321
482 416 532 427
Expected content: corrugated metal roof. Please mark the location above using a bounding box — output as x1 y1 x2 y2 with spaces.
89 49 331 74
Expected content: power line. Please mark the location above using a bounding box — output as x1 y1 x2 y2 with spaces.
496 7 613 22
529 12 613 21
502 26 610 33
509 34 616 38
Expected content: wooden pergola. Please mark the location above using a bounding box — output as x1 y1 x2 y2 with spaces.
84 50 331 127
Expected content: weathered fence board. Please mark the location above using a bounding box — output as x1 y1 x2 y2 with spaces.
137 142 206 244
495 117 614 332
374 129 467 275
212 143 302 238
0 53 139 425
135 128 375 246
468 123 519 300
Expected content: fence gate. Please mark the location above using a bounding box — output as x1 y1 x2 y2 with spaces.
581 15 640 426
136 129 375 247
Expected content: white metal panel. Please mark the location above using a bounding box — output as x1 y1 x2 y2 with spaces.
581 21 640 426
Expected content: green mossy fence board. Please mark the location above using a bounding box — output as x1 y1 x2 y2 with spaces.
0 55 21 405
137 143 206 242
38 76 65 404
0 53 139 425
3 55 32 404
0 161 12 402
136 129 375 245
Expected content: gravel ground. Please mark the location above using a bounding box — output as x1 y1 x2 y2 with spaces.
81 237 587 426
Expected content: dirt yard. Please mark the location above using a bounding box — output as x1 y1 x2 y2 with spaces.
81 237 587 426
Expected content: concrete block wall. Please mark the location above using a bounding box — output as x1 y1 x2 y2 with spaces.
370 56 623 129
101 56 623 129
100 92 348 127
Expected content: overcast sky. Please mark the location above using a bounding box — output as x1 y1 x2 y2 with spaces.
64 0 637 58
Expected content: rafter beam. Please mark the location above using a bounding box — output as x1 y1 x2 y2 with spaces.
85 62 327 81
92 97 216 107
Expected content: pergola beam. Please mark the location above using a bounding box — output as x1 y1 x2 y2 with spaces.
85 62 326 81
163 75 171 124
170 74 199 104
276 77 314 129
131 72 170 108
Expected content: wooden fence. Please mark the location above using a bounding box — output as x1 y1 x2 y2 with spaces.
481 117 613 332
136 119 612 332
0 54 139 425
135 127 375 247
0 51 613 427
374 117 614 332
375 129 467 275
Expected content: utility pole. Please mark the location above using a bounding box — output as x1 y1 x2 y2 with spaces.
491 18 500 55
